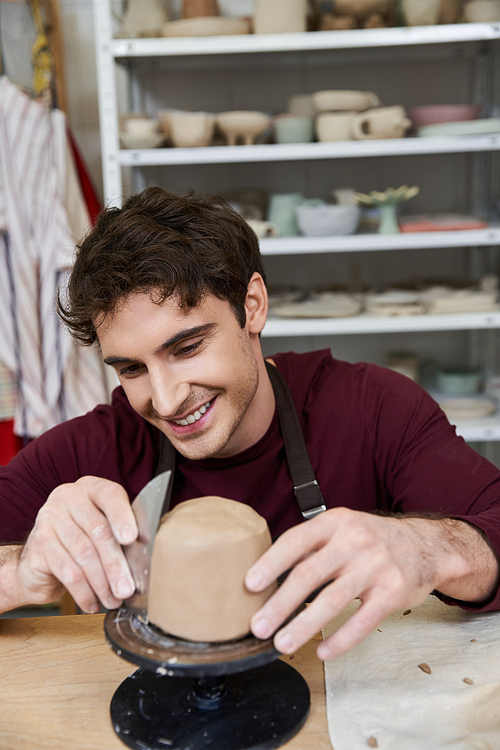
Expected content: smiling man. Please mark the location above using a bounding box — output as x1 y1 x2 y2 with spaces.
1 187 500 661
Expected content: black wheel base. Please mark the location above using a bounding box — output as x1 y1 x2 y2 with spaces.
110 659 310 750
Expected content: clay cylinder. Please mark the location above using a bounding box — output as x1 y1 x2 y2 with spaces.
147 496 277 642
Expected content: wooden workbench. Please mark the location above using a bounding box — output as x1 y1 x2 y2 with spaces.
0 614 331 750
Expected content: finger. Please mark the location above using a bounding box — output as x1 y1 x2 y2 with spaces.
246 513 332 592
317 595 394 660
250 540 344 641
63 500 135 603
262 568 361 652
21 533 108 613
75 477 138 545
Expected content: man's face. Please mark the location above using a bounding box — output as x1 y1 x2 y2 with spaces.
97 290 271 460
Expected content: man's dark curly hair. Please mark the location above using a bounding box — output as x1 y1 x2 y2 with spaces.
58 187 267 346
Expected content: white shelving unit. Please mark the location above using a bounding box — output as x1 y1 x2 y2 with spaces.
93 2 500 445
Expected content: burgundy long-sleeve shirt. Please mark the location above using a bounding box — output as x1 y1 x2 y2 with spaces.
2 349 500 609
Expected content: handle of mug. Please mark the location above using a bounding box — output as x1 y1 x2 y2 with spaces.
350 114 370 140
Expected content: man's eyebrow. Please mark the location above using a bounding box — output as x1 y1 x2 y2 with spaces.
154 323 215 354
103 323 215 367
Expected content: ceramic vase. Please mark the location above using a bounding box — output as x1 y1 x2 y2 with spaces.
378 204 400 234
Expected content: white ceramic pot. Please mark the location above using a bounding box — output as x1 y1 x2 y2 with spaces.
316 112 357 142
401 0 442 25
464 0 500 20
253 0 308 33
216 111 271 146
169 111 215 148
123 117 158 137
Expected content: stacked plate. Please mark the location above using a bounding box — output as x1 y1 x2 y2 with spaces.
270 292 362 319
364 290 425 317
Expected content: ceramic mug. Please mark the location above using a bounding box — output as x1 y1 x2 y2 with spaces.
316 112 357 142
401 0 441 24
267 192 304 236
254 0 308 33
351 106 412 140
274 114 314 144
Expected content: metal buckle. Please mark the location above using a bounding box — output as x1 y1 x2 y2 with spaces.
301 504 327 520
294 480 326 520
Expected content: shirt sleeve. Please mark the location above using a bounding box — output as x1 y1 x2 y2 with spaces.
360 365 500 612
0 389 159 543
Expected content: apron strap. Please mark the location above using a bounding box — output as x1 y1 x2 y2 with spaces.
155 361 326 520
265 360 326 520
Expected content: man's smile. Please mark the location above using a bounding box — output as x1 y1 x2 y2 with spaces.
170 397 215 427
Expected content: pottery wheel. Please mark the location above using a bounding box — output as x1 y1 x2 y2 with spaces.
105 608 311 750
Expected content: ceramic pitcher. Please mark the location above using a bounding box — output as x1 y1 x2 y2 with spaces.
254 0 308 33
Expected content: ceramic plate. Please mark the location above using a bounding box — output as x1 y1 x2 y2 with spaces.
365 290 421 305
120 132 165 149
418 118 500 138
271 293 362 319
439 398 497 420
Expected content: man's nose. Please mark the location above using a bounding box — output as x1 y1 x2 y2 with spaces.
149 369 191 418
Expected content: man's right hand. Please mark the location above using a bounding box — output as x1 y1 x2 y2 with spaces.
2 476 138 614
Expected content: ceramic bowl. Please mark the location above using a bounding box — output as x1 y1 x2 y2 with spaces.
161 16 251 36
216 111 271 146
408 104 482 130
295 204 361 236
120 132 165 149
436 367 482 396
123 117 158 137
464 0 500 21
169 111 215 148
312 90 381 113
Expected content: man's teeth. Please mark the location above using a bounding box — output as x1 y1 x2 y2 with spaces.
173 399 212 426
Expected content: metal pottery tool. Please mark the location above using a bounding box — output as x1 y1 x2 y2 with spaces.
122 470 172 617
105 472 310 750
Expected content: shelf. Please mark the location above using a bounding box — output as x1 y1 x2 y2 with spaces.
456 418 500 441
263 310 500 336
427 391 500 441
118 135 500 167
259 228 500 255
112 23 500 58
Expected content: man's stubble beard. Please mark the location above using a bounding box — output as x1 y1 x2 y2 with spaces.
154 345 260 462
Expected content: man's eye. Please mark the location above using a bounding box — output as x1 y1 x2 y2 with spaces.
177 339 204 356
119 364 142 376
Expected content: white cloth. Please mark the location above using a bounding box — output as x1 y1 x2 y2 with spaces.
322 595 500 749
0 75 108 438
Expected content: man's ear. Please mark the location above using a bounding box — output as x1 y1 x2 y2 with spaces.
245 272 268 334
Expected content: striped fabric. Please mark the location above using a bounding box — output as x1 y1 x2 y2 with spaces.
0 75 108 439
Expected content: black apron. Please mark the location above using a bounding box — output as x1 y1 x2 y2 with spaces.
156 360 326 521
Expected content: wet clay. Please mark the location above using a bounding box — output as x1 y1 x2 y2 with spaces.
147 496 277 642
